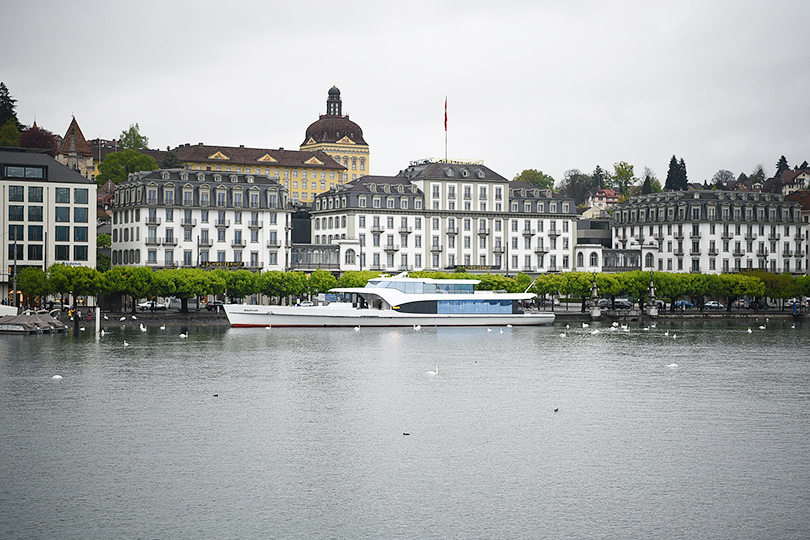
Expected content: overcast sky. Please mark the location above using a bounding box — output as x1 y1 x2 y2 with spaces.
4 0 809 186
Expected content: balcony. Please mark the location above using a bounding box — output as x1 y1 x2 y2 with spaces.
266 240 281 249
521 266 535 273
744 233 756 241
145 237 160 246
757 249 769 257
245 262 264 270
783 250 793 257
673 249 685 256
370 226 383 234
146 216 161 226
690 232 701 239
161 237 178 246
383 243 400 252
430 244 444 252
674 232 685 239
653 233 665 240
231 239 246 248
548 229 560 237
445 227 457 236
534 246 548 254
522 228 535 237
181 218 196 228
397 265 414 272
199 239 213 247
547 266 559 272
768 233 781 241
690 249 701 255
721 231 733 239
248 220 263 229
493 246 504 254
795 232 805 240
708 248 719 256
399 226 413 234
215 219 231 228
478 228 491 236
733 250 743 257
369 264 384 271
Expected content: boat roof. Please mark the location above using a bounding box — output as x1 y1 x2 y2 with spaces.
368 272 480 285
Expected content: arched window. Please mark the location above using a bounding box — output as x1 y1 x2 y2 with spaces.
645 252 654 268
577 252 584 267
351 157 357 170
345 249 356 265
359 158 365 171
590 252 599 267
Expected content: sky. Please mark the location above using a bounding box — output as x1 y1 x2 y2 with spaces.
4 0 809 187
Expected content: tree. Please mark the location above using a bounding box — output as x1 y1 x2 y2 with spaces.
97 233 111 251
307 269 338 296
336 271 382 289
677 158 688 188
611 161 636 196
799 160 809 170
750 164 766 184
17 267 49 308
513 169 555 190
118 123 149 150
712 169 735 189
592 165 607 189
775 155 789 178
224 270 258 302
0 82 21 131
19 124 58 156
737 172 748 183
96 149 158 185
0 119 20 147
557 169 594 205
664 155 680 191
103 266 154 313
161 149 184 169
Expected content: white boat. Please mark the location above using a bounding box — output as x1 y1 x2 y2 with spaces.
224 273 555 328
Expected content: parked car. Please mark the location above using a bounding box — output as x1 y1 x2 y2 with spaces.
704 301 725 310
137 300 167 311
206 301 225 311
674 300 694 309
299 300 314 307
612 299 633 310
168 297 200 310
45 301 70 312
746 300 771 310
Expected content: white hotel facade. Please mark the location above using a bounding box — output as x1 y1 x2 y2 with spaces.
613 190 807 274
311 160 579 274
1 149 97 303
111 169 291 271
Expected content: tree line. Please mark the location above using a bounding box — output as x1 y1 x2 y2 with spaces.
13 265 810 314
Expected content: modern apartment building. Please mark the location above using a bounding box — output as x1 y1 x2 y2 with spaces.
110 169 291 272
1 148 97 302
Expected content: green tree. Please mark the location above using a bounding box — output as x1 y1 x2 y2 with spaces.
307 269 338 296
118 123 149 150
611 161 636 196
224 269 258 301
0 118 20 146
513 169 555 190
775 155 789 178
103 266 154 313
799 160 809 170
17 267 49 308
96 149 158 185
712 169 734 189
19 124 57 156
97 233 111 250
153 268 208 313
161 149 184 168
337 270 384 289
592 165 607 188
665 155 687 191
678 158 688 188
0 82 21 131
558 169 595 206
750 164 766 184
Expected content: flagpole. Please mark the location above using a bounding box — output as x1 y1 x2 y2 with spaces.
444 96 448 163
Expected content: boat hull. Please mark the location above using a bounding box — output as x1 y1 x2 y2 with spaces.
225 304 555 328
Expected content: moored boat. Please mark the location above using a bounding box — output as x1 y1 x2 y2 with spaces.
225 273 554 328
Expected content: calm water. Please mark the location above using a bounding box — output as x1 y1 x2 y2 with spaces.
1 319 809 539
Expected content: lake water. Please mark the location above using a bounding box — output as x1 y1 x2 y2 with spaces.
1 319 809 539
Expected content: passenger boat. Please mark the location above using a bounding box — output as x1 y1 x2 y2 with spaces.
224 273 555 328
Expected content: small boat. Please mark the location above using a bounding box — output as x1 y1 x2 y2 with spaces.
0 312 68 334
225 273 555 328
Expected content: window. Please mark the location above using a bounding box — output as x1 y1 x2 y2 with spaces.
55 245 69 261
75 188 88 204
28 186 43 202
74 226 88 242
28 225 42 241
9 186 24 201
74 245 88 261
28 206 43 221
75 207 88 223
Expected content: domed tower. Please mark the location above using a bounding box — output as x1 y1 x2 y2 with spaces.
300 86 370 182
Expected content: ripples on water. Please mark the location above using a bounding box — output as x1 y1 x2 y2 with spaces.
0 320 808 539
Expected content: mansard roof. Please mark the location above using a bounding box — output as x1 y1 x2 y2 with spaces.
509 181 572 200
170 144 345 170
0 148 95 184
397 161 508 182
325 175 422 196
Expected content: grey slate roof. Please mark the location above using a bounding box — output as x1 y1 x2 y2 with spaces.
0 148 95 184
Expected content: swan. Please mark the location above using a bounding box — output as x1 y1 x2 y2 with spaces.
131 315 137 320
507 324 513 328
499 328 504 334
123 340 129 347
747 327 752 333
650 323 656 329
759 325 766 330
582 322 589 328
103 314 108 320
413 324 421 331
354 326 360 331
100 329 105 337
664 330 669 336
559 332 567 338
666 363 678 368
427 366 438 375
139 324 146 332
265 326 272 330
791 323 796 329
119 316 126 321
179 333 188 338
565 324 569 329
590 329 600 335
160 325 166 330
51 375 63 379
79 327 86 331
612 322 619 327
672 333 677 339
487 327 492 332
643 327 650 331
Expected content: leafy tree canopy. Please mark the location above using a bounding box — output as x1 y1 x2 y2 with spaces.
97 233 111 250
161 149 184 169
513 169 555 190
558 169 594 205
0 119 20 147
307 269 338 295
611 161 636 196
96 149 157 185
0 82 21 131
712 169 735 188
775 155 789 178
19 124 57 156
118 123 149 150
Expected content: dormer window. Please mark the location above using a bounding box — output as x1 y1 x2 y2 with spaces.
214 174 222 182
246 176 254 183
180 172 188 181
230 175 238 183
197 173 205 181
476 169 485 179
162 172 170 180
444 168 454 177
461 169 469 178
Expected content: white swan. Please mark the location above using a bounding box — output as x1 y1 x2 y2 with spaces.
499 328 504 334
590 329 600 335
139 323 146 332
487 327 492 332
103 314 108 320
559 332 567 338
131 315 137 320
413 324 421 331
507 324 513 328
160 325 166 330
179 333 188 338
51 375 63 379
119 316 126 321
759 325 766 330
427 365 438 375
354 326 360 331
582 322 589 328
123 340 129 347
665 363 678 368
664 330 669 336
747 327 752 333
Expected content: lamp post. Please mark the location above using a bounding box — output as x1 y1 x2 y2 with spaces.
648 270 658 318
589 271 601 320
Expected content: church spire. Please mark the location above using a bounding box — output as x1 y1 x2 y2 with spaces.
326 86 342 117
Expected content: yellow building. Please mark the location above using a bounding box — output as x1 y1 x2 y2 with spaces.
169 144 346 204
300 86 370 182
